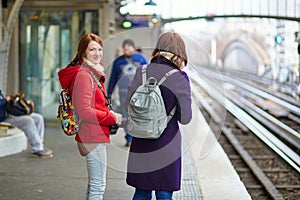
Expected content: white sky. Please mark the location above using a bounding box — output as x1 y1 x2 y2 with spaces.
121 0 300 18
120 0 300 37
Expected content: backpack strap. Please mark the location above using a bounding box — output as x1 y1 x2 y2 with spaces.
158 69 178 122
157 69 178 86
141 65 178 122
167 107 176 122
141 65 147 85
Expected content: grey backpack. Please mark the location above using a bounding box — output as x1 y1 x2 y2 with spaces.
127 65 177 139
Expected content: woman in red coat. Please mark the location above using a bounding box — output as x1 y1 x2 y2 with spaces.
58 33 122 199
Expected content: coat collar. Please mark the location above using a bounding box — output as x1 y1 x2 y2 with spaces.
73 59 106 82
150 56 179 70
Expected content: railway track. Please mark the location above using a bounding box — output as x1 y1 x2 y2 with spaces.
187 66 300 200
225 69 300 100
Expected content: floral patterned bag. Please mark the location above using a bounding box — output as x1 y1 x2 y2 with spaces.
57 89 80 136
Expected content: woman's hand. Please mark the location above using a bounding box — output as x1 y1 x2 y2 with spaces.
111 111 122 125
6 96 12 101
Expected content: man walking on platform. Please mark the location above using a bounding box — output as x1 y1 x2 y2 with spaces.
107 39 148 147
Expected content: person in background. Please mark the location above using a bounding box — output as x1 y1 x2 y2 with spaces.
1 95 53 158
135 47 143 53
124 32 192 200
107 39 148 147
58 33 122 200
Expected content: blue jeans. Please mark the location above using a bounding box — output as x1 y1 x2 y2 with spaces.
5 112 45 152
86 144 107 200
133 189 173 200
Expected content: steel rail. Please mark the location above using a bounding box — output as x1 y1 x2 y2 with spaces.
227 70 300 106
191 78 286 199
187 68 300 173
191 66 300 116
194 66 300 145
191 87 223 124
229 91 300 149
222 127 285 200
191 85 285 199
221 75 300 116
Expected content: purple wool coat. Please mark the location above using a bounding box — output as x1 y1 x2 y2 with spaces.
124 56 192 191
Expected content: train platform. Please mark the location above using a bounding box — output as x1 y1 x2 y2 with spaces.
0 99 251 200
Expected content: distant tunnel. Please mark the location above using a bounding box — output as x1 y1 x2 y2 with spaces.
221 38 270 75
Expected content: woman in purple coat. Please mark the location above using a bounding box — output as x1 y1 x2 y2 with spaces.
124 32 192 200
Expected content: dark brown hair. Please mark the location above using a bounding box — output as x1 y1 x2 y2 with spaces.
69 33 103 66
151 32 188 68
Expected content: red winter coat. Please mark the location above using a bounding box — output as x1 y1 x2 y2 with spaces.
58 61 116 143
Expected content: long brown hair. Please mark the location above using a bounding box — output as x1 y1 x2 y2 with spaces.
69 33 103 66
151 32 188 69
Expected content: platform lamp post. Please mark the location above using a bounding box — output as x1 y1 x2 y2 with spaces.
144 0 158 17
143 0 160 51
144 0 157 6
144 0 160 28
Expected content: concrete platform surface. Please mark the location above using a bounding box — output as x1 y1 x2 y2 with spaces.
182 99 251 200
0 126 27 158
0 125 201 200
0 97 251 200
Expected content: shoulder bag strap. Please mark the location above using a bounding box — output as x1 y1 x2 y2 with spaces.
89 71 111 109
89 75 94 91
125 57 135 66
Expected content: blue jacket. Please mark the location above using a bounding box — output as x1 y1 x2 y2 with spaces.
107 51 148 98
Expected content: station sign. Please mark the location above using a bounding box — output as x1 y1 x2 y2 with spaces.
121 15 159 28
